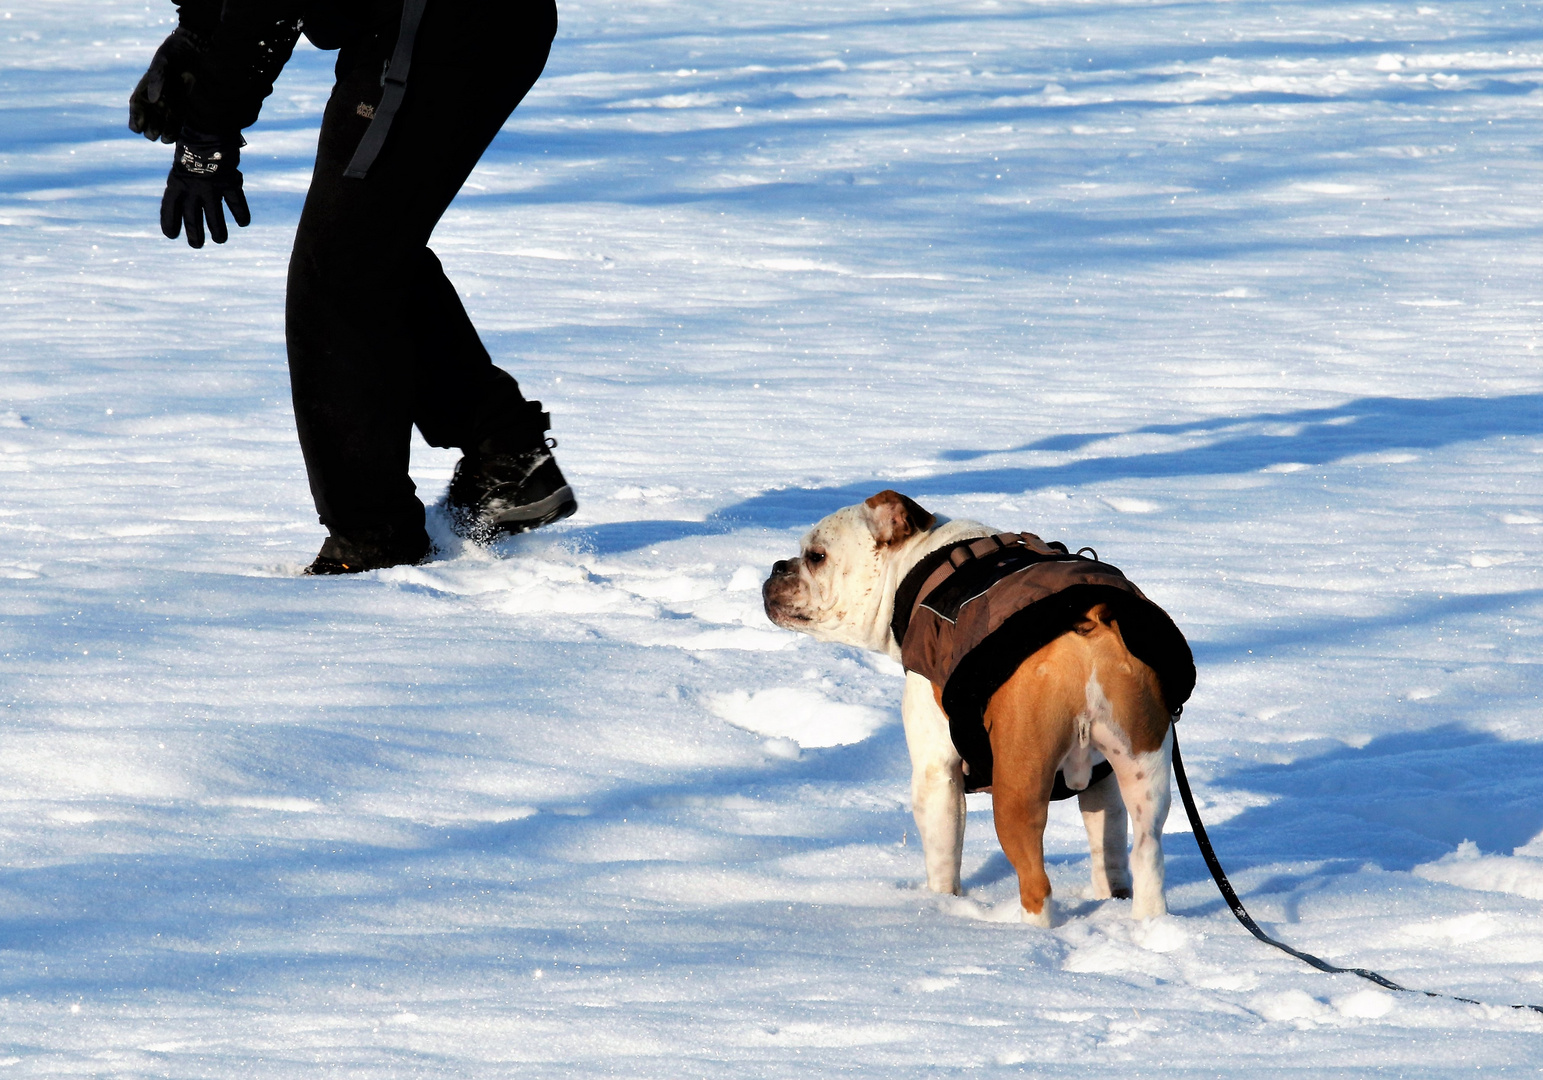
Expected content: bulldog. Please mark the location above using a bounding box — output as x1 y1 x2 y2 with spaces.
762 490 1189 925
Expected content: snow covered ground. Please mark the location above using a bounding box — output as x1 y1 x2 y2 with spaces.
3 0 1543 1073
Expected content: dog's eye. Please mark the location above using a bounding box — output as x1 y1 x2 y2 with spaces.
805 550 826 565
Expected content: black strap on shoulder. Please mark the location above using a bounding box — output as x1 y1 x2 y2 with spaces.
890 539 976 647
343 0 429 179
1171 730 1543 1015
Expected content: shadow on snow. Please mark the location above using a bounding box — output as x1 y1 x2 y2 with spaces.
559 391 1543 554
2 716 1539 996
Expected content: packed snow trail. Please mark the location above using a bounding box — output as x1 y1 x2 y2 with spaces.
2 0 1542 1074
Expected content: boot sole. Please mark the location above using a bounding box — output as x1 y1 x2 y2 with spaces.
304 548 434 575
486 486 577 538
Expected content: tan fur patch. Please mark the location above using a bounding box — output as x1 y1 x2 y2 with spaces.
980 605 1172 916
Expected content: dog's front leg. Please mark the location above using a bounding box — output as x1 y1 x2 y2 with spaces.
901 671 965 895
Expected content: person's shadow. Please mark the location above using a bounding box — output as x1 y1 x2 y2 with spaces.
562 391 1543 554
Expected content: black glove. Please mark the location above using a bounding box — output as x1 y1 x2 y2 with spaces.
161 131 250 249
128 28 201 144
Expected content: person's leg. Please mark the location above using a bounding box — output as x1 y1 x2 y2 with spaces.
386 0 559 457
394 7 577 538
405 247 548 454
285 0 558 568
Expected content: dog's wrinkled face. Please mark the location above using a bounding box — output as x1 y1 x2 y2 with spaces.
763 490 935 650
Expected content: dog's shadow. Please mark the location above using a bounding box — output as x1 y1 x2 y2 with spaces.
963 850 1016 892
1189 723 1543 873
959 723 1543 913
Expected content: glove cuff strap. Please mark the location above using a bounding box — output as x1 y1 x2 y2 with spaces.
175 128 243 175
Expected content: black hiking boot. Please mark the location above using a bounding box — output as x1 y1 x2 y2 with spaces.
304 522 433 575
446 441 577 542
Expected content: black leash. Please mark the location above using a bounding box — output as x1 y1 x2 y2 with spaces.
1169 729 1543 1016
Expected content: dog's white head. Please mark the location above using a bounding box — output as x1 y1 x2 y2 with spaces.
762 490 939 655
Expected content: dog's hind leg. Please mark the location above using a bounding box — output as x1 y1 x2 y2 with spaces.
985 743 1059 927
902 671 966 895
1104 725 1172 919
983 674 1069 926
1077 769 1131 900
1080 612 1172 919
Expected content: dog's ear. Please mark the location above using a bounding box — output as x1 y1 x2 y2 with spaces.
863 490 936 547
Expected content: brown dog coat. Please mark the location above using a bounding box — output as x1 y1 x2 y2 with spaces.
890 532 1195 791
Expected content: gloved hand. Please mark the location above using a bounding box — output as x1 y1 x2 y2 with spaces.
128 28 201 143
161 131 250 249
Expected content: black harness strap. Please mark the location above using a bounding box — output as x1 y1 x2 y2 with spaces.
890 538 974 647
343 0 429 179
1171 729 1543 1016
892 535 1144 797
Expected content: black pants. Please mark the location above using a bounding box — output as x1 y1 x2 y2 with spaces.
286 0 558 537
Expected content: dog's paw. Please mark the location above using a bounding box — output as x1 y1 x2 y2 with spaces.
1018 900 1055 928
1083 879 1132 900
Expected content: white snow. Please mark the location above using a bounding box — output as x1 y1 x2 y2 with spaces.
2 0 1542 1074
1416 840 1543 902
708 687 889 749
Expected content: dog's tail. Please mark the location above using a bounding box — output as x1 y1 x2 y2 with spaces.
1073 602 1116 637
1076 602 1171 743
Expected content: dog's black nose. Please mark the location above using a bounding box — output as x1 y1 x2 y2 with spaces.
771 559 793 576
